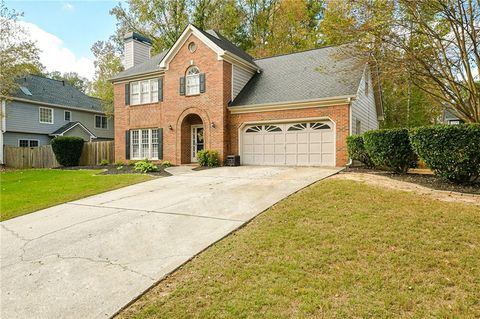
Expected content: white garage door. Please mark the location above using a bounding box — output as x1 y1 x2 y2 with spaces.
241 121 335 166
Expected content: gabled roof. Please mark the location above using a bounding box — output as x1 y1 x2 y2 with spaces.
50 121 96 138
11 75 103 112
230 46 364 107
111 24 257 81
198 29 256 66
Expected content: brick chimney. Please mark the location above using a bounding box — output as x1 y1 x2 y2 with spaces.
123 32 152 69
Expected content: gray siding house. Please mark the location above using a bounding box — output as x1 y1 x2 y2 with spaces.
0 75 113 164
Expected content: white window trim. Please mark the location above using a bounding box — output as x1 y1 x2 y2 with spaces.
64 110 72 121
18 139 40 147
130 128 159 160
94 115 108 129
186 66 200 96
130 79 159 106
39 107 54 124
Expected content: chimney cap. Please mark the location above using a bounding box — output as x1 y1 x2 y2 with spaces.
124 31 152 45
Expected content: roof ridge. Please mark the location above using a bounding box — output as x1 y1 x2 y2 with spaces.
253 44 345 61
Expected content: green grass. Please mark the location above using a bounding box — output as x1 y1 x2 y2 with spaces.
0 169 154 221
118 179 480 319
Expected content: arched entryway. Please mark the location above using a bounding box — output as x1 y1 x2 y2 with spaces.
180 113 204 164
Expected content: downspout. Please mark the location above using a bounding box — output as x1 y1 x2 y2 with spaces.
347 97 353 167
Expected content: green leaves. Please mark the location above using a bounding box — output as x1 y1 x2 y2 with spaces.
50 137 85 167
346 135 374 168
409 124 480 184
363 128 417 174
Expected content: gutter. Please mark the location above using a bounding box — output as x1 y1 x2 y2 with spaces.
229 95 355 114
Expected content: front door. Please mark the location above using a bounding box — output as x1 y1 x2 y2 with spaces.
191 125 204 162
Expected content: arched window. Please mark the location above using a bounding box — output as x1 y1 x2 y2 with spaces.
186 66 200 95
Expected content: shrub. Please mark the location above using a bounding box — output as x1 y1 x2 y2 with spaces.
410 124 480 183
50 136 84 167
346 135 374 168
134 160 159 173
127 160 138 166
115 160 125 166
162 160 172 168
363 128 417 173
197 149 220 167
99 159 109 166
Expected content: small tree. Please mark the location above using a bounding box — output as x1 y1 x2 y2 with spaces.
51 137 84 167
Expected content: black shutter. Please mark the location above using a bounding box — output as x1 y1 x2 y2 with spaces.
158 128 163 160
158 78 163 102
125 83 130 105
179 77 185 96
200 73 206 93
125 130 130 160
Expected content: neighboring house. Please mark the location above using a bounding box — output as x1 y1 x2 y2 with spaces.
441 106 463 124
0 75 114 164
111 24 383 167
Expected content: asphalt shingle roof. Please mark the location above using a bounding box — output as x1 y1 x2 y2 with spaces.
199 29 256 66
13 75 103 112
112 26 256 81
50 121 96 137
111 50 168 80
230 46 365 107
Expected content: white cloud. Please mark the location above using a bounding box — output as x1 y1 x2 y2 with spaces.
62 3 74 12
20 21 95 80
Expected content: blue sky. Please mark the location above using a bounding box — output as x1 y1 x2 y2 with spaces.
7 0 121 79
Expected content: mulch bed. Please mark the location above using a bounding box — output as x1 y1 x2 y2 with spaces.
344 167 480 195
55 164 172 177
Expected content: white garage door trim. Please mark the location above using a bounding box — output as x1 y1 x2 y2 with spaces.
238 117 336 167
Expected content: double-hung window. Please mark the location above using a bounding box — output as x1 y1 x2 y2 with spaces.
64 111 71 121
131 82 140 105
130 128 159 160
186 66 200 95
95 115 107 129
130 79 159 105
39 107 53 124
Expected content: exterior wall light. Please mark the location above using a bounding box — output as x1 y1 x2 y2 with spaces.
168 125 173 130
211 122 215 128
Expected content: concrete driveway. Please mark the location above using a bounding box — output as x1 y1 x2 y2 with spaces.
1 166 340 319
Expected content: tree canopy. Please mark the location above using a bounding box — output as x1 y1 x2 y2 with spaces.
0 0 42 97
91 0 479 125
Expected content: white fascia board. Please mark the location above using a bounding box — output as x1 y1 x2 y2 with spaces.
51 122 97 138
222 52 259 72
229 96 354 114
159 24 225 70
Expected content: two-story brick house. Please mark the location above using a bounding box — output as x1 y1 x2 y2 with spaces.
112 24 383 167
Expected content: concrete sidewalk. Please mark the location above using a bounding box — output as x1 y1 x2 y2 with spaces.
1 166 340 319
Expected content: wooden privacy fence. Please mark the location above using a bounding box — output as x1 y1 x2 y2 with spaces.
4 141 115 169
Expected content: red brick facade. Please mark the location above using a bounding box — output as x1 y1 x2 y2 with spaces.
114 34 351 167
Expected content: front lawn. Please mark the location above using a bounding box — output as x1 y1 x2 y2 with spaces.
0 169 154 221
118 179 480 318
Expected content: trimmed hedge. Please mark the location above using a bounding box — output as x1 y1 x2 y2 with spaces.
346 135 374 168
363 128 417 173
410 124 480 183
51 136 84 167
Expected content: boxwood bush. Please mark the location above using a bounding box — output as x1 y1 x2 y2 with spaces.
197 149 220 167
410 124 480 183
346 135 374 168
50 136 84 167
363 128 417 173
